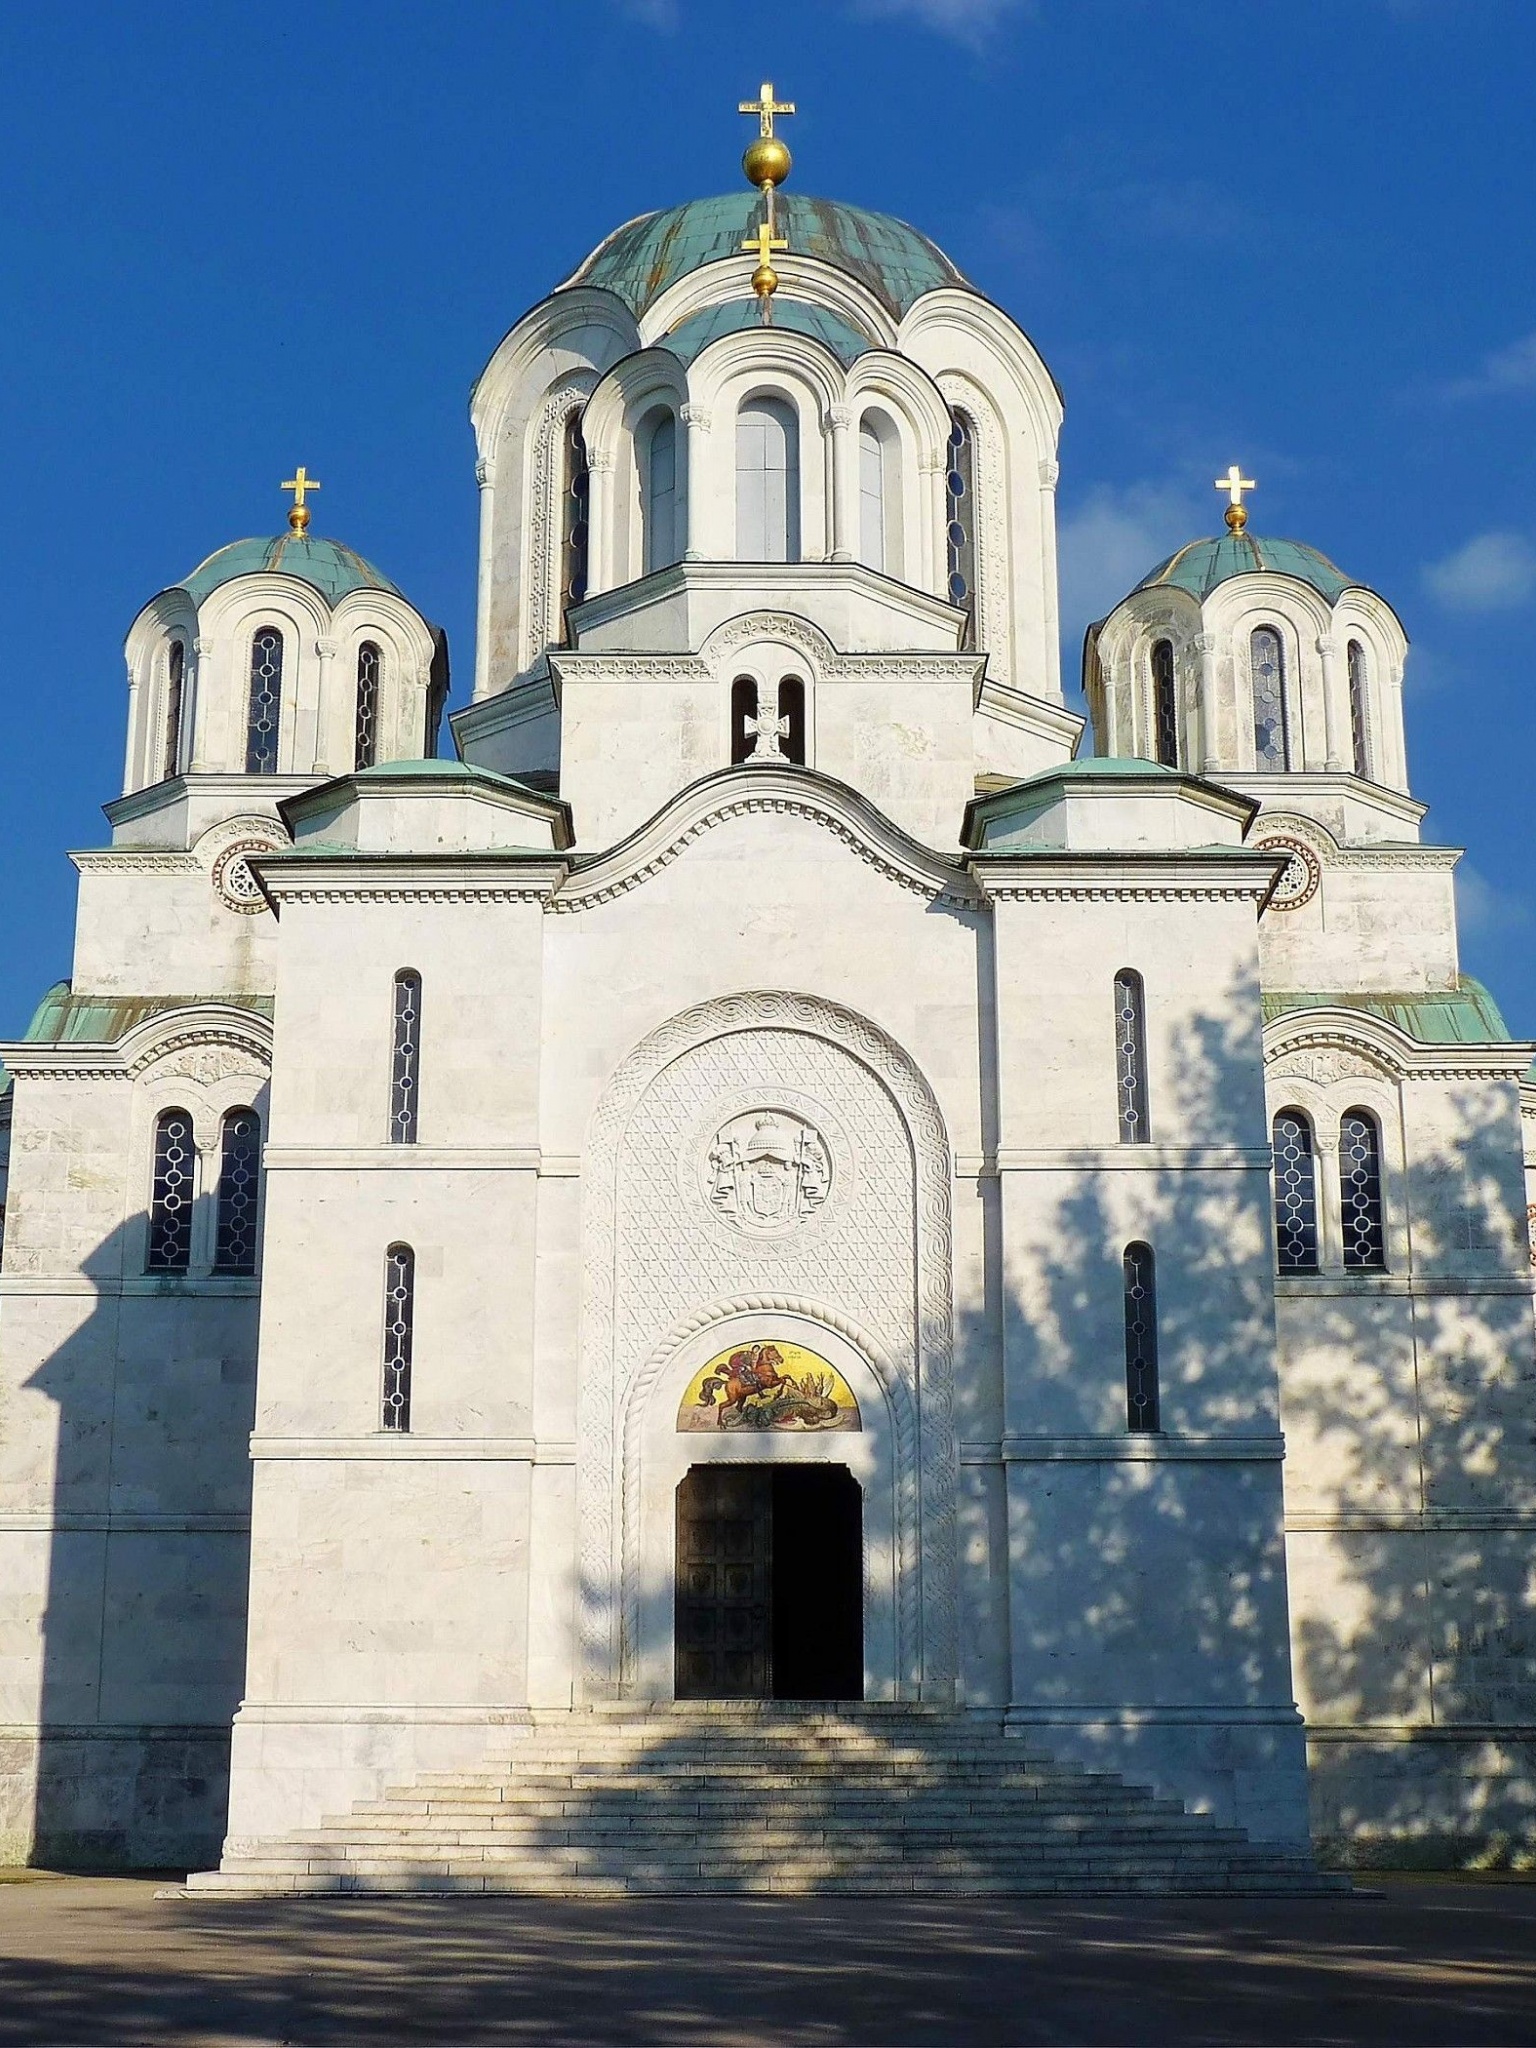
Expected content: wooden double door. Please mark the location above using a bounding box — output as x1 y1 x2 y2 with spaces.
674 1464 863 1701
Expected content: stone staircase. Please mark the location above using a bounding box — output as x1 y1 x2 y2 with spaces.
185 1705 1345 1896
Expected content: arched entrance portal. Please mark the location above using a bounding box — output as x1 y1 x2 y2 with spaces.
675 1464 864 1700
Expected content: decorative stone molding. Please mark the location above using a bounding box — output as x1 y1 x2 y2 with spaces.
1037 459 1060 489
1253 833 1323 913
475 455 495 488
315 636 337 659
1268 1048 1393 1086
822 403 852 433
985 882 1272 905
577 991 958 1701
586 447 616 472
1194 633 1217 654
268 882 557 905
525 378 596 667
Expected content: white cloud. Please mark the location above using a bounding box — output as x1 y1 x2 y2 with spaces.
614 0 679 28
1444 330 1536 402
851 0 1038 48
1056 482 1204 650
1456 862 1532 942
1423 531 1536 612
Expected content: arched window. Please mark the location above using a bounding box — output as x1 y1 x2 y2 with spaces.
354 642 381 772
146 1108 195 1273
1250 626 1290 769
246 626 285 774
1272 1110 1319 1272
1340 1110 1386 1270
163 640 186 781
945 412 977 648
642 409 679 574
730 677 757 764
213 1107 261 1275
381 1243 415 1432
1113 970 1149 1143
778 677 806 765
736 396 800 563
1347 639 1370 779
858 411 901 576
1123 1242 1160 1433
1151 640 1178 768
560 410 590 630
390 970 421 1145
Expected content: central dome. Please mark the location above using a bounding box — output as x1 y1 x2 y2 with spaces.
561 192 970 322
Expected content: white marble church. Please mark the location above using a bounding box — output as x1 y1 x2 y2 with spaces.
2 93 1533 1890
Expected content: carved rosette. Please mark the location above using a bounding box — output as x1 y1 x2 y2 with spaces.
1255 833 1323 913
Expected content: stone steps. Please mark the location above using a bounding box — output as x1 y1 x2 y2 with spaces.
187 1707 1346 1897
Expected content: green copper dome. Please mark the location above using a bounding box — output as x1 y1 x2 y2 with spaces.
1135 533 1355 605
179 534 403 609
563 192 969 322
660 297 874 367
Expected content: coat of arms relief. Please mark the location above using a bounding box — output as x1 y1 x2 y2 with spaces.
704 1109 832 1238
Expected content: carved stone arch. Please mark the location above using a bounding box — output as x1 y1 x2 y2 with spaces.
577 989 957 1701
523 372 598 667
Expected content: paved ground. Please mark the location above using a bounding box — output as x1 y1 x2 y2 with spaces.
0 1874 1533 2047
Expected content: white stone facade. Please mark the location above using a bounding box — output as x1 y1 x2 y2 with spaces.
0 188 1532 1875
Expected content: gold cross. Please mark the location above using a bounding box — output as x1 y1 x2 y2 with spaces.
742 221 789 266
739 81 795 138
280 465 322 533
1215 464 1255 532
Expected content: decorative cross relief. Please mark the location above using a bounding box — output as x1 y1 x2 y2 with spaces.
744 704 790 761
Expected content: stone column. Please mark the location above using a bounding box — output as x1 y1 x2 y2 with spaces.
1316 1125 1345 1274
1317 634 1346 772
680 403 712 561
472 453 496 701
313 636 337 776
920 453 947 601
122 657 141 794
1195 632 1220 774
824 404 854 563
586 447 616 596
1387 660 1407 790
1038 458 1061 700
189 636 213 772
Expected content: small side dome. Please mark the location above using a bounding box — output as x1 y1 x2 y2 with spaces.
179 533 403 609
1135 533 1355 605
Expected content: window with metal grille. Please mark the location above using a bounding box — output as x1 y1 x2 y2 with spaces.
381 1243 415 1432
1113 970 1150 1143
560 410 589 631
163 640 186 781
1340 1110 1386 1269
354 642 381 771
1151 639 1178 767
778 677 806 765
389 970 422 1144
1250 626 1290 769
944 413 977 648
1271 1110 1319 1271
246 626 284 773
147 1108 195 1272
213 1108 261 1275
1123 1242 1160 1433
1347 639 1370 779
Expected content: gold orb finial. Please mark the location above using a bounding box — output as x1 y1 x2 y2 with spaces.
738 81 795 208
742 219 789 317
281 465 321 534
1215 464 1255 534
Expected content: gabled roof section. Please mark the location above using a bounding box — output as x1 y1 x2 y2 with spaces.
23 982 275 1045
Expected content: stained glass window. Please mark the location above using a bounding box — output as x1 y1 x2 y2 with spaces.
1113 970 1150 1143
560 410 589 627
1250 626 1290 769
945 413 977 648
246 626 284 774
1340 1110 1386 1270
778 677 806 765
163 640 186 781
1348 639 1370 779
382 1243 415 1432
1123 1242 1160 1433
736 397 798 563
390 970 421 1144
1272 1111 1319 1272
213 1108 261 1275
354 642 381 771
147 1108 195 1273
1152 640 1178 768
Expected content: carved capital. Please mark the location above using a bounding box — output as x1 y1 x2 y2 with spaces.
1315 634 1338 658
315 636 338 660
679 403 713 432
823 404 853 433
193 637 211 657
1037 458 1060 490
475 455 495 489
587 447 616 473
1194 632 1217 655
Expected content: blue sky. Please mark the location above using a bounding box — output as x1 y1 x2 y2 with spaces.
2 0 1533 1037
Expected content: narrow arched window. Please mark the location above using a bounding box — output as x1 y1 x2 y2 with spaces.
354 642 381 772
778 677 806 765
945 412 977 648
561 410 590 628
1340 1110 1386 1270
213 1107 261 1275
736 396 800 563
1272 1110 1319 1272
1123 1242 1160 1433
730 677 758 764
1347 639 1370 779
146 1108 195 1273
390 970 421 1144
1250 626 1290 769
246 626 285 774
1113 970 1149 1143
381 1243 415 1432
859 416 886 572
1151 640 1178 768
163 640 186 781
642 410 678 574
